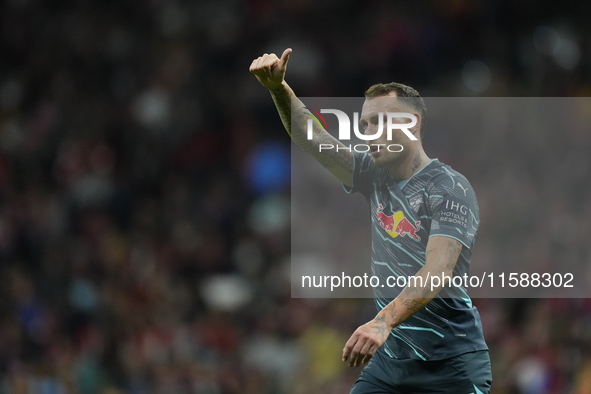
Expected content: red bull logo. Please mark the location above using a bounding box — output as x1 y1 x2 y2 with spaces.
377 204 421 241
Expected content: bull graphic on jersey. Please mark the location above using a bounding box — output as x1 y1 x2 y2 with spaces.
376 204 421 241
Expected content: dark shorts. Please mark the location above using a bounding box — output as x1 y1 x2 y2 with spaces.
350 350 492 394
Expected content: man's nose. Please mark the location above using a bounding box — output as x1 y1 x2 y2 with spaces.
363 129 372 145
364 124 380 144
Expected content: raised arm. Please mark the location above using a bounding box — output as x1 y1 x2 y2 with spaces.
249 48 354 186
342 236 463 367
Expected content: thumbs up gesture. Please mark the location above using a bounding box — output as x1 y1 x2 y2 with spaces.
249 48 292 90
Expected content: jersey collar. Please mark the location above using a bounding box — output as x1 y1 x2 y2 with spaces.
396 158 438 190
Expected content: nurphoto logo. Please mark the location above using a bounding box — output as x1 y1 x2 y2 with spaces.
304 108 418 153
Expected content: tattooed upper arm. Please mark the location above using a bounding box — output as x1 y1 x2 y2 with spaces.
425 236 463 274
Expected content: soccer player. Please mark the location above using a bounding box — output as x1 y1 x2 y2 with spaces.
250 48 492 393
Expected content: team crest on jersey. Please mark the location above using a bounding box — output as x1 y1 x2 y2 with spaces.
376 204 421 241
409 195 423 212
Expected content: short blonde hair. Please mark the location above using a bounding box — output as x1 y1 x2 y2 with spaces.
365 82 427 140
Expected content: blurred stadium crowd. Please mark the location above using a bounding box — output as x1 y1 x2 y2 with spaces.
1 0 591 393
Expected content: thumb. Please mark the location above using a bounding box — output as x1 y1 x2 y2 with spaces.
279 48 292 69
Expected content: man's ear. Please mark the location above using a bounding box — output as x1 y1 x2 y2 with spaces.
411 113 421 137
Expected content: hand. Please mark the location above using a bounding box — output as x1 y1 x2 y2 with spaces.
249 48 292 90
342 315 391 367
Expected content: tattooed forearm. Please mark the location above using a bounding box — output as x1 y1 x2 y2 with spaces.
312 132 354 170
404 283 431 298
378 297 428 329
269 85 293 136
376 238 463 329
370 314 390 337
379 304 403 328
269 84 353 173
400 298 426 314
376 282 433 329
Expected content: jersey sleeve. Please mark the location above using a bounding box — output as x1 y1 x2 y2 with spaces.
341 151 390 199
427 175 480 250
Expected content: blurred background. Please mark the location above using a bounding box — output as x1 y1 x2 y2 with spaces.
1 0 591 393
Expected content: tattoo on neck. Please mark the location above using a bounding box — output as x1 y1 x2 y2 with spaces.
411 152 422 173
